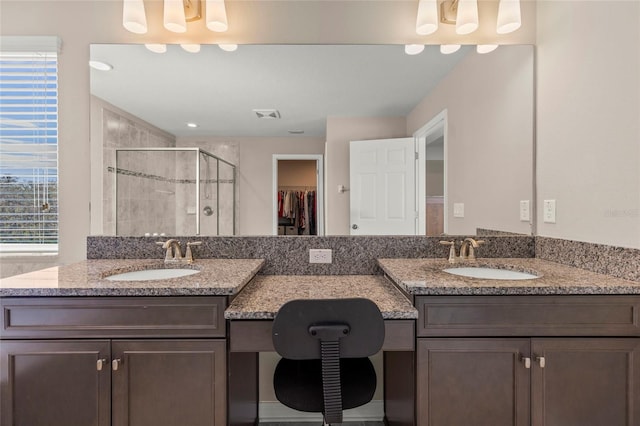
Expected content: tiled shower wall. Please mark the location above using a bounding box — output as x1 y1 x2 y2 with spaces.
102 107 176 235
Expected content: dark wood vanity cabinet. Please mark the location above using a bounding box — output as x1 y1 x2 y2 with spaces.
415 296 640 426
0 297 228 426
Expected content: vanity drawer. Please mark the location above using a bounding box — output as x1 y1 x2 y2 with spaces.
0 296 226 339
416 295 640 337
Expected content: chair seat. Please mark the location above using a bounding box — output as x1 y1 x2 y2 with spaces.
274 357 377 413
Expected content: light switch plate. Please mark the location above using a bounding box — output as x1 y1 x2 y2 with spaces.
309 249 332 264
453 203 465 218
520 200 530 221
543 199 556 223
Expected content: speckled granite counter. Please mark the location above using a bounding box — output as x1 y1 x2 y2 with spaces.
377 258 640 295
224 275 418 320
0 259 265 296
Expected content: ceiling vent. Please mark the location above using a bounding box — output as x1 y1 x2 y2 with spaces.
253 109 281 119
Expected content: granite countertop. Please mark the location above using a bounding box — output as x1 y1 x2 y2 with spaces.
224 275 418 320
377 258 640 295
0 258 265 296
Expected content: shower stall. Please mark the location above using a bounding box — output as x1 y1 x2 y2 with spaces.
113 148 236 236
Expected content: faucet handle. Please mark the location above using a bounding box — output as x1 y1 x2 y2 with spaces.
184 241 202 264
439 240 457 263
467 240 486 261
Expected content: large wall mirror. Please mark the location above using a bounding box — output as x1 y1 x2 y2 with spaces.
89 44 534 237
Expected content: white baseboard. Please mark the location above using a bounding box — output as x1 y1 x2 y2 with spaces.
259 400 384 422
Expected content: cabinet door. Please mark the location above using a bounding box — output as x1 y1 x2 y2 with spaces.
112 340 226 426
531 338 640 426
0 340 111 426
417 338 531 426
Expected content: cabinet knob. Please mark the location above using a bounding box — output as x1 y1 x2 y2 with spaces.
521 356 531 369
536 356 546 368
96 358 107 371
112 358 122 371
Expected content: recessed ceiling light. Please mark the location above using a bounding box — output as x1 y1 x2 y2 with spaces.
477 44 499 54
404 44 425 55
186 122 199 128
145 44 167 53
440 44 461 54
219 44 238 52
89 60 113 71
180 44 201 53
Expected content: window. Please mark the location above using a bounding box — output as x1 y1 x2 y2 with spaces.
0 39 59 253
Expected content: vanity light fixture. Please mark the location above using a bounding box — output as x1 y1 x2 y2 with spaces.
218 43 238 52
477 44 499 54
145 44 167 53
89 60 113 71
404 44 425 55
440 44 461 54
414 0 521 36
180 43 201 53
416 0 438 35
123 0 229 34
496 0 522 34
454 0 479 35
206 0 229 32
123 0 148 34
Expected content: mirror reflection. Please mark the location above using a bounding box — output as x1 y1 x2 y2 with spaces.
89 44 533 237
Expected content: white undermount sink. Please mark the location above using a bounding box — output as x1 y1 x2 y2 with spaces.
105 268 200 281
443 267 538 280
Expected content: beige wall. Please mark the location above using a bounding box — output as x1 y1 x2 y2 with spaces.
325 116 408 235
536 1 640 249
408 45 534 235
278 160 317 188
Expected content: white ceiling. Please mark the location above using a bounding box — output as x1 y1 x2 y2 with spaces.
90 44 470 137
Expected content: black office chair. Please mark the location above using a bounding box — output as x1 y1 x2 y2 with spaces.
272 298 385 425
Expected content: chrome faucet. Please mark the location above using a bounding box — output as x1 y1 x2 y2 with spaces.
459 237 485 261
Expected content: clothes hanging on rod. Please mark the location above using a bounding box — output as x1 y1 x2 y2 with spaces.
277 189 317 235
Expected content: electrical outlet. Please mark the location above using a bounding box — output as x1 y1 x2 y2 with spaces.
520 200 530 221
543 199 556 223
309 249 332 264
453 203 465 218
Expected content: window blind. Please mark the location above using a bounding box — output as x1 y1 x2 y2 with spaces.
0 51 59 252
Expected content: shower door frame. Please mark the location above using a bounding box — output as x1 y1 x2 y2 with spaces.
114 147 236 236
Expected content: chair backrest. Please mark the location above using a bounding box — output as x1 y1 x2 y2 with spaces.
272 298 385 360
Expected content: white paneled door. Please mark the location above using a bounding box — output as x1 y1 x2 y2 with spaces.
349 138 416 235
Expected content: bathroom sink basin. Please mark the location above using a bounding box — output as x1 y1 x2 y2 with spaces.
442 267 538 280
105 268 200 281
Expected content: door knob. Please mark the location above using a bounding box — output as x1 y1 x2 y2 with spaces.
352 224 358 230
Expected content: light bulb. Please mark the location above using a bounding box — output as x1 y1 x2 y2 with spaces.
497 0 522 34
206 0 229 32
123 0 147 34
164 0 187 33
416 0 438 35
455 0 479 35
